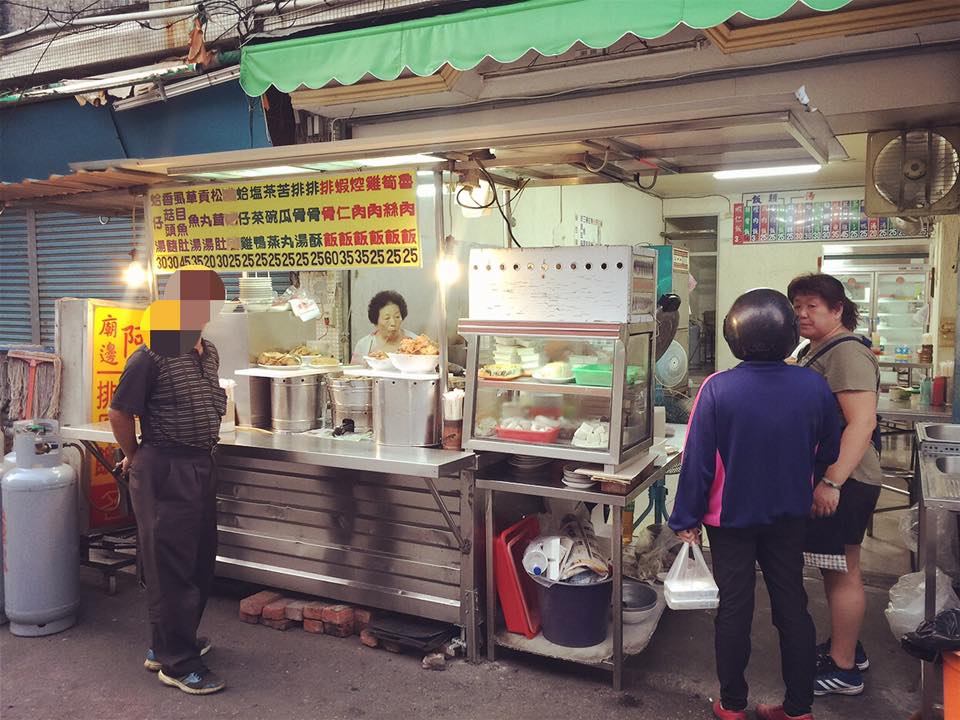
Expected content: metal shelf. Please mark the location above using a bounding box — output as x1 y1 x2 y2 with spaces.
477 378 613 397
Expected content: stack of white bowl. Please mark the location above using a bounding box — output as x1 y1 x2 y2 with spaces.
239 277 273 312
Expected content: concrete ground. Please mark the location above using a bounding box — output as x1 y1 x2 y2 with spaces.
0 554 924 720
0 435 929 720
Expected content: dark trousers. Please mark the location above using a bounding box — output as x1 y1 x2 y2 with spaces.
706 517 815 716
129 443 218 676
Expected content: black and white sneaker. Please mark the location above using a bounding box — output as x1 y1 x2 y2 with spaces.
814 655 864 696
144 636 212 672
816 638 869 671
158 668 225 695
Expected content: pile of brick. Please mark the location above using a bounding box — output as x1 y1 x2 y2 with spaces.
237 589 453 670
239 590 372 636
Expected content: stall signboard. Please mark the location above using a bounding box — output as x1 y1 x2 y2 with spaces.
147 170 422 272
89 303 143 527
732 191 930 244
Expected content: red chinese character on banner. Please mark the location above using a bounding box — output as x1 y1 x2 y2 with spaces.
385 230 401 245
353 231 368 246
323 232 338 247
365 176 381 192
335 179 350 194
122 324 143 357
351 205 367 219
99 314 118 337
398 173 414 189
349 177 364 193
382 175 397 190
96 380 117 410
99 341 118 366
367 203 383 218
321 206 336 222
383 203 399 217
338 232 353 246
369 230 385 245
401 229 417 245
336 206 351 220
399 202 415 217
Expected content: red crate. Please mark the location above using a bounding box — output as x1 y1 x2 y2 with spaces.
494 515 541 638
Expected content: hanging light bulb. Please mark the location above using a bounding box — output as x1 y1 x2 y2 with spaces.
437 235 461 286
124 249 148 288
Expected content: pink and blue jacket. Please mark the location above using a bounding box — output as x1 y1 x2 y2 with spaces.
668 362 842 531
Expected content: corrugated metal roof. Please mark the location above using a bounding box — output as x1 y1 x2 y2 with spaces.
0 168 170 213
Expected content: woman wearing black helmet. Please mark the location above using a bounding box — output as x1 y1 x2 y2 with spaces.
670 288 841 720
788 273 882 700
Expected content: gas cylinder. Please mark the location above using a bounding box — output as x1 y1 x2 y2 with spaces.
2 420 79 636
0 449 13 626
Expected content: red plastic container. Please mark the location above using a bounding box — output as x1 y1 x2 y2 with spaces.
495 425 560 444
493 515 541 638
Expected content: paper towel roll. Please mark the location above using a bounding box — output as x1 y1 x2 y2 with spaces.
654 406 666 439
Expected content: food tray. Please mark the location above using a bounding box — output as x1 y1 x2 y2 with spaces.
495 426 560 444
573 364 640 387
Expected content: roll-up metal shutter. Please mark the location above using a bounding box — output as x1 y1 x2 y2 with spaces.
35 212 148 344
0 209 34 345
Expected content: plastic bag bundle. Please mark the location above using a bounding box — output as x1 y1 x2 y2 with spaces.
664 541 719 610
885 569 960 640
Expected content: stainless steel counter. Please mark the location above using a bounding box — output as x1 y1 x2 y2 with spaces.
877 396 952 424
60 422 482 657
61 423 476 479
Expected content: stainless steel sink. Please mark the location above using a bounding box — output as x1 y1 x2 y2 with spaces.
923 424 960 442
936 456 960 474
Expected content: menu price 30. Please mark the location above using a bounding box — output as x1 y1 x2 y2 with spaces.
147 170 422 273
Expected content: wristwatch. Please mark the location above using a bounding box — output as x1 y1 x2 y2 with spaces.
821 477 843 490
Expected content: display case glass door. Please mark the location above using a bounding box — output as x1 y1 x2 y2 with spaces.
875 271 926 359
835 272 873 335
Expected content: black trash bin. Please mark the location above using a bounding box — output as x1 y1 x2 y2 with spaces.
534 576 612 647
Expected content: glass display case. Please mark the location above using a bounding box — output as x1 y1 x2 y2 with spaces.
459 320 655 469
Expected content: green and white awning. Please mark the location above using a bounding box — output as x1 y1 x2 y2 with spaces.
239 0 854 96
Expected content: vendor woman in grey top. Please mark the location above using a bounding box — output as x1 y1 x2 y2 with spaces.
789 272 881 699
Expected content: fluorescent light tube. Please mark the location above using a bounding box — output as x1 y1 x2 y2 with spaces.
713 164 822 180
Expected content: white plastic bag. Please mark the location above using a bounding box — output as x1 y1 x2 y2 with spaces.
664 541 719 610
885 569 960 640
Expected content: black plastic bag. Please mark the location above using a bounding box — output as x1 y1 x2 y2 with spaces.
901 608 960 662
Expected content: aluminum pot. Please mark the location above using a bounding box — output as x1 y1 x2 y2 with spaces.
327 376 373 432
271 376 321 433
373 378 439 447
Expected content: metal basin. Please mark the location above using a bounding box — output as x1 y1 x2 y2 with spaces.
936 456 960 475
924 424 960 442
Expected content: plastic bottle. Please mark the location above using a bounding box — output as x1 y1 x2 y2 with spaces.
522 547 548 577
920 376 933 406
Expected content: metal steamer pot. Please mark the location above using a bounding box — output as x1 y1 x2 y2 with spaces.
270 375 322 433
373 377 440 447
327 376 374 432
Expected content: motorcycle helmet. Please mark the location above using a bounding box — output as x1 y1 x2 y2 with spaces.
723 288 799 362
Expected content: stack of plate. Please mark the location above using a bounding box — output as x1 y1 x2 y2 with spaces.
508 455 552 478
239 277 273 311
562 462 600 488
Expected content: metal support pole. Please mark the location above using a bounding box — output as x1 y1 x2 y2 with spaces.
612 505 624 691
434 170 449 396
485 487 496 661
919 496 938 719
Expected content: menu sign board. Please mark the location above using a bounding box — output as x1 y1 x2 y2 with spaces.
89 303 143 527
147 170 421 272
733 192 929 244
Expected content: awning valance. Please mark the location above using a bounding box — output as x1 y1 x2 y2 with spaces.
239 0 854 96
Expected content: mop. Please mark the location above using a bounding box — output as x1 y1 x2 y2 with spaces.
5 349 62 420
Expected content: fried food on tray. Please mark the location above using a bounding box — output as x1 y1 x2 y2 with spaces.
290 345 313 356
257 351 299 366
396 334 439 356
368 350 389 360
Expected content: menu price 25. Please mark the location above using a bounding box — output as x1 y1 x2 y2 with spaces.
147 170 422 272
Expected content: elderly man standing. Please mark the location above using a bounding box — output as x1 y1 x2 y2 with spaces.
108 267 227 695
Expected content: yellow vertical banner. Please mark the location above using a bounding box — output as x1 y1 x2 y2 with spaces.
89 304 144 528
147 169 422 273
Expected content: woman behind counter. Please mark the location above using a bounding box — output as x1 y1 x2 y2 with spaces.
351 290 418 364
788 272 881 700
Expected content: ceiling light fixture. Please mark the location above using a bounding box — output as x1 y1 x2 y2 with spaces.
713 164 822 180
